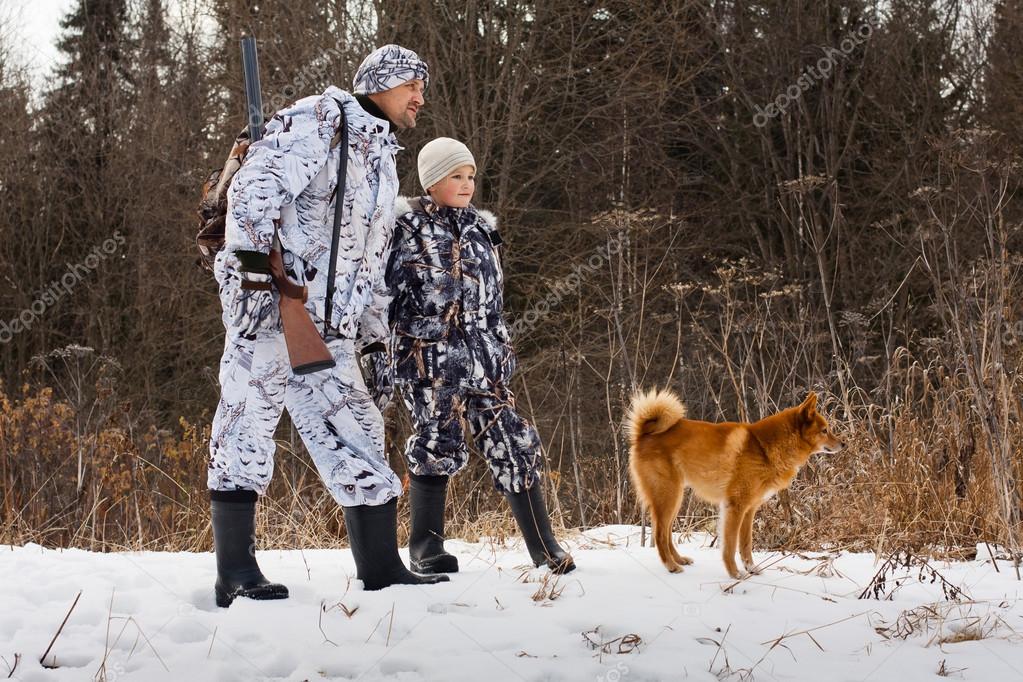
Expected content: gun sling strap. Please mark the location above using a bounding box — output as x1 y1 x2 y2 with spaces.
324 105 349 338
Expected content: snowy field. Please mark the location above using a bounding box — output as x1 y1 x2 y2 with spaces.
2 525 1021 681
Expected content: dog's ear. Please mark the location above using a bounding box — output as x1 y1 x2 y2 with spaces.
800 392 818 421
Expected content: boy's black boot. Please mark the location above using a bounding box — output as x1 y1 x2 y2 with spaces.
408 473 459 574
505 483 576 574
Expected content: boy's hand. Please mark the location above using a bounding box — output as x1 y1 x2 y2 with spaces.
359 350 393 412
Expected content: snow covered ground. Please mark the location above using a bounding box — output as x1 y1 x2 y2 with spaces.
2 525 1021 681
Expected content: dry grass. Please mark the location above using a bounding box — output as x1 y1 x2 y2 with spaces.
1 351 1020 559
872 600 1021 647
581 626 642 658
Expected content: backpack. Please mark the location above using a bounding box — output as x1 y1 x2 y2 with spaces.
195 126 254 271
195 111 347 272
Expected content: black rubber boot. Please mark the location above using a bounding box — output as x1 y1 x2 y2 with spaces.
210 490 289 608
505 483 576 574
408 473 459 574
343 498 451 590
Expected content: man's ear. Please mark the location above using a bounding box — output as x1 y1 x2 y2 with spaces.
800 392 818 421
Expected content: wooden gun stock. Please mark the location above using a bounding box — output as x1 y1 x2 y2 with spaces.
268 249 334 375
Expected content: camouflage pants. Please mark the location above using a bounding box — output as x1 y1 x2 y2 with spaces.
207 255 402 507
399 382 542 494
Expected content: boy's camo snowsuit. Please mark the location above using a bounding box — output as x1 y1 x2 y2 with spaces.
384 196 543 493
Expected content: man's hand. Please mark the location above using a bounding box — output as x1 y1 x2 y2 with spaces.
231 284 275 339
232 250 275 339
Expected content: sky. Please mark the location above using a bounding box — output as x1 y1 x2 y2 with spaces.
3 0 75 81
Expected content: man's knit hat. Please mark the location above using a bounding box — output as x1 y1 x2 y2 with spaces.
352 45 430 95
418 137 476 190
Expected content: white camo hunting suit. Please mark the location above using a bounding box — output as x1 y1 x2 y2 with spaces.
208 47 429 507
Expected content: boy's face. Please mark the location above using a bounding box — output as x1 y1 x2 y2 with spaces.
367 79 425 129
428 165 476 208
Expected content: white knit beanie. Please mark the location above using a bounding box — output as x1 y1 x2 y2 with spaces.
418 137 476 191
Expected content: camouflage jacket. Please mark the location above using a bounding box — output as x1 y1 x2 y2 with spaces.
385 196 517 389
222 86 399 349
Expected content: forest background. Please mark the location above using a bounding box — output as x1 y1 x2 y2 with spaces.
0 0 1021 560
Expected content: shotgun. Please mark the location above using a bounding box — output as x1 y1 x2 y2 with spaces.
240 36 335 374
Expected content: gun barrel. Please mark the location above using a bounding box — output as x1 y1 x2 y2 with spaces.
240 36 263 142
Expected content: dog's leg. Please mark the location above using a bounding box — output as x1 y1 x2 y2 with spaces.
666 486 693 566
650 482 685 573
739 506 759 574
651 506 681 573
720 500 746 579
635 458 687 573
671 541 694 566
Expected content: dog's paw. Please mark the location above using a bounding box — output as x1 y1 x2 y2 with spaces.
742 560 760 575
666 563 685 574
678 555 694 565
726 567 749 580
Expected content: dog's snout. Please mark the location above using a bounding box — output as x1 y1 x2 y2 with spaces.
820 440 846 455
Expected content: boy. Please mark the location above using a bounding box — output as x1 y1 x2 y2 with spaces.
379 137 575 574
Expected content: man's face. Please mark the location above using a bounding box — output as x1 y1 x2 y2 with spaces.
367 79 425 129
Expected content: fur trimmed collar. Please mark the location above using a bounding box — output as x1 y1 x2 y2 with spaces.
395 195 497 229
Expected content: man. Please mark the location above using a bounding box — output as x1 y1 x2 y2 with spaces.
207 45 446 607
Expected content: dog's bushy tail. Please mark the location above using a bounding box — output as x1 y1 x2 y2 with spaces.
626 388 687 447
